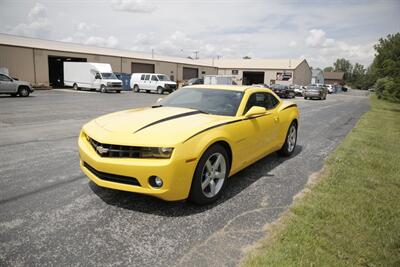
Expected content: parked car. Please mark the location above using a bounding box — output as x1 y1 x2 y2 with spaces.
304 85 327 100
290 84 304 96
130 73 177 94
270 84 295 98
0 73 34 97
78 85 299 205
183 78 204 87
324 84 335 94
64 62 123 93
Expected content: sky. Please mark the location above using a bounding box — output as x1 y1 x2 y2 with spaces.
0 0 399 68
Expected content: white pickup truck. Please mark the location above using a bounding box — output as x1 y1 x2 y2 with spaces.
64 62 123 93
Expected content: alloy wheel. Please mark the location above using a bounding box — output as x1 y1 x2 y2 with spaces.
287 125 297 153
201 153 226 198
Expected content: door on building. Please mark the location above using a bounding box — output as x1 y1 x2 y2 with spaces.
183 67 198 80
242 71 265 85
131 63 155 73
48 56 87 87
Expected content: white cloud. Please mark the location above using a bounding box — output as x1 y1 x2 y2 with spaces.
111 0 155 13
61 22 119 48
305 29 326 47
289 40 297 47
7 3 51 38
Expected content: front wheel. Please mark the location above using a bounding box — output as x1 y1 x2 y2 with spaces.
189 145 230 205
18 87 30 97
100 85 107 93
157 86 164 94
278 122 297 157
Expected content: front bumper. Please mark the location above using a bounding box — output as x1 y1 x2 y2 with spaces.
78 131 196 201
304 91 322 97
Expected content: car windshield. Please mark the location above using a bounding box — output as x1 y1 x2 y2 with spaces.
158 88 244 116
101 72 118 79
157 75 170 81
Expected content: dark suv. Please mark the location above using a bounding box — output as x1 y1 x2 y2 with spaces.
269 84 295 98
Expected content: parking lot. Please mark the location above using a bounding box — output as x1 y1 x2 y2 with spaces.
0 89 369 266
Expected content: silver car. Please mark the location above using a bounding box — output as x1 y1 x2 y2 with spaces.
0 73 34 97
304 85 327 100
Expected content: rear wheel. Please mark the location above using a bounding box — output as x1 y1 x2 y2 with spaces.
100 85 107 93
278 121 297 157
18 86 30 97
116 90 121 93
133 85 139 92
189 144 229 205
146 90 150 93
73 83 79 90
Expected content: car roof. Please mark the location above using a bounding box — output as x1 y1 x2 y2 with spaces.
184 84 256 92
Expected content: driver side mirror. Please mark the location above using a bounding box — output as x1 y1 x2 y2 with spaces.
245 106 267 118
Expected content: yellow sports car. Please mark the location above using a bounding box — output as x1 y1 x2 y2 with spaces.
78 85 299 205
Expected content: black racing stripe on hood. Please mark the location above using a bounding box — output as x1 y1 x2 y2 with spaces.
183 119 243 143
134 110 202 133
281 104 297 111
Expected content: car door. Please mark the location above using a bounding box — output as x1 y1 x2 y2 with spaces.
149 75 159 91
142 74 151 90
241 92 277 161
92 72 101 90
0 74 16 93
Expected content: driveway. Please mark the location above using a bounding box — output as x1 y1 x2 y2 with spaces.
0 89 369 266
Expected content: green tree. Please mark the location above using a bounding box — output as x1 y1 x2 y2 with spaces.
334 58 353 81
350 63 366 88
323 66 334 72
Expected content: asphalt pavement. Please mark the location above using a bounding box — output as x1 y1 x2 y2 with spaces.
0 89 369 266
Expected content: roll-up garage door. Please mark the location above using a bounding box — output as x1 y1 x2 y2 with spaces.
183 67 198 80
131 63 155 73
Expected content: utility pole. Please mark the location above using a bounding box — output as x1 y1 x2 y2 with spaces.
193 51 199 60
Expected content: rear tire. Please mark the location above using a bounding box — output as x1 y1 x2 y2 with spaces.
189 144 230 205
18 86 30 97
278 121 297 157
146 90 150 93
73 83 79 90
133 85 139 92
116 90 121 93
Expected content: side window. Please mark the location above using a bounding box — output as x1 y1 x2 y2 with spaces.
151 75 158 81
141 74 145 80
0 74 12 82
244 92 266 114
144 75 150 81
265 93 279 109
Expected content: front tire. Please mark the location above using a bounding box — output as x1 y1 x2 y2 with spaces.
157 86 164 94
18 86 30 97
100 85 107 93
189 144 230 205
278 121 297 157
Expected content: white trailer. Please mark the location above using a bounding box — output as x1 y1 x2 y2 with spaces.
204 75 236 85
63 62 123 93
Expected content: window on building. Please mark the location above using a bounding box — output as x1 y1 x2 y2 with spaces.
232 70 239 75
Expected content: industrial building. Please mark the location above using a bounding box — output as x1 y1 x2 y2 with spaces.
212 59 312 86
0 33 311 87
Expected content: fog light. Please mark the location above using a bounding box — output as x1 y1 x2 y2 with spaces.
149 176 163 188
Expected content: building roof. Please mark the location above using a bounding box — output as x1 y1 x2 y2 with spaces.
323 71 345 80
0 33 214 67
206 58 306 70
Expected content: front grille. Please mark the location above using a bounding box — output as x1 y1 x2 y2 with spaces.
111 82 122 88
84 162 141 186
165 84 177 89
88 137 141 158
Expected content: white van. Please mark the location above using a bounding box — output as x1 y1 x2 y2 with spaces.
130 73 177 94
64 62 123 93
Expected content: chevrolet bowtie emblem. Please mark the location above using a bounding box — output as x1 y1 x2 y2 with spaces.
96 145 109 154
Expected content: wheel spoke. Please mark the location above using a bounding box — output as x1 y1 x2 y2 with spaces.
214 171 224 180
209 180 216 196
213 154 222 170
202 176 211 189
205 160 213 174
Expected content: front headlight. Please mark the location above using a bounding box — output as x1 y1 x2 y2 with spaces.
140 147 174 159
107 82 112 86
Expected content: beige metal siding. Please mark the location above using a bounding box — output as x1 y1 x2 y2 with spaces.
0 45 35 83
293 60 312 86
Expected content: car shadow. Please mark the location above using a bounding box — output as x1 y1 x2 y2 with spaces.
89 145 303 217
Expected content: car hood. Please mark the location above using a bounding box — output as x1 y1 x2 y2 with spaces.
14 80 31 87
83 107 232 147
